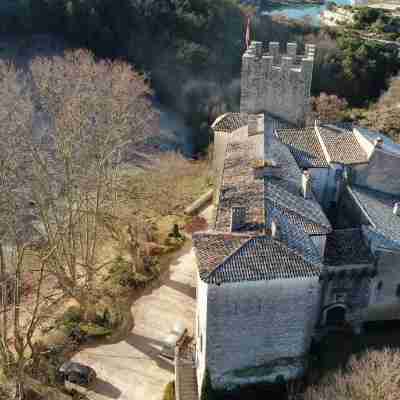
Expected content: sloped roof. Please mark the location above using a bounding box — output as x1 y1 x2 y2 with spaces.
349 185 400 245
193 233 321 284
273 203 330 236
276 127 329 168
212 113 248 133
318 125 369 165
324 228 374 266
265 179 332 234
214 134 265 233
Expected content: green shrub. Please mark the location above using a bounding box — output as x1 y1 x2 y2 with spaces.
201 369 216 400
162 381 175 400
63 306 82 324
79 323 112 338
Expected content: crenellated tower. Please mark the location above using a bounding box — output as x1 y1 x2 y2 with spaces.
240 41 315 126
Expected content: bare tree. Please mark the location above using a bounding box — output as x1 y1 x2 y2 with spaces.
29 49 158 320
0 61 47 400
0 60 34 373
363 76 400 142
305 348 400 400
310 92 348 124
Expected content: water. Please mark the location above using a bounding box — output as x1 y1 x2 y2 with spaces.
261 0 351 24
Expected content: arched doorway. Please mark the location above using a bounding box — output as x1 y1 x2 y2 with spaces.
325 305 346 326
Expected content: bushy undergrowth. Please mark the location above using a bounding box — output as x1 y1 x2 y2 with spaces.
104 255 160 290
305 348 400 400
57 305 115 342
162 381 176 400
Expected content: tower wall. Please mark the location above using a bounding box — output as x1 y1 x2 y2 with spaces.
240 42 315 126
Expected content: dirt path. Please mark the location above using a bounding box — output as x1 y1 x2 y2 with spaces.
72 206 212 400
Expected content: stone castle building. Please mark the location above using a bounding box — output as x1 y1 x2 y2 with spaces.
177 41 400 397
240 41 315 126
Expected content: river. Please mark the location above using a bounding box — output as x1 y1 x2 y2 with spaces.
261 0 351 23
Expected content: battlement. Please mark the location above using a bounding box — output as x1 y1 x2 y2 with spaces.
240 41 316 126
243 41 315 75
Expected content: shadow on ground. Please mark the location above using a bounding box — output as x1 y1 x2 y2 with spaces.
125 332 174 373
91 378 122 399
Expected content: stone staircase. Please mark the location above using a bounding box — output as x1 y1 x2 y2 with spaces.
175 339 198 400
176 360 198 400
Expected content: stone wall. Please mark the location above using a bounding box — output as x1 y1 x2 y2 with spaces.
337 186 370 228
309 167 329 207
310 235 327 260
196 274 209 395
205 278 321 389
365 244 400 321
352 147 400 196
320 270 372 326
240 42 315 126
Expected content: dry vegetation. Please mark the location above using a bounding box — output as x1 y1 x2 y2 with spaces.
305 348 400 400
363 76 400 142
0 48 211 399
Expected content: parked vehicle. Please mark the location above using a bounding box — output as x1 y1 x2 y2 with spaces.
58 361 96 386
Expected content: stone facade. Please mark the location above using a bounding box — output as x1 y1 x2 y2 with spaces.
193 38 400 397
240 42 315 126
352 146 400 196
200 277 321 389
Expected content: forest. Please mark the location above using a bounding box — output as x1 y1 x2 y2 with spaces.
0 0 399 147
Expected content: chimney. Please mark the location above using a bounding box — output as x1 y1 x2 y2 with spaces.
231 207 246 232
248 113 265 136
271 220 281 241
374 136 384 148
302 170 312 200
394 202 400 217
248 114 258 136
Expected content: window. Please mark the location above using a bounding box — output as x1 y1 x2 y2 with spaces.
335 293 346 303
375 281 383 302
396 284 400 298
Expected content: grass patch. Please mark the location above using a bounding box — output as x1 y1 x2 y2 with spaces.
162 381 176 400
118 153 212 219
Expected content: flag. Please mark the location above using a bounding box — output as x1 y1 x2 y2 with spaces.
245 16 251 50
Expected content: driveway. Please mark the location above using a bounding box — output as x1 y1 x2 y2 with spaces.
72 207 211 400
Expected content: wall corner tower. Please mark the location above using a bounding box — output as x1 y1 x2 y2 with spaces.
240 41 316 127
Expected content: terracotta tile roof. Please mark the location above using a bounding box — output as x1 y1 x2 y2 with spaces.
265 179 332 234
214 135 265 233
274 204 330 236
276 127 329 168
324 228 374 266
193 233 321 284
193 233 251 280
317 125 369 165
349 185 400 246
212 113 248 133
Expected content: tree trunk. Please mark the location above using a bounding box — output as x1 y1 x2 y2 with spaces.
14 376 24 400
78 292 97 323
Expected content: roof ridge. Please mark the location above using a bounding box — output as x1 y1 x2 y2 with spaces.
205 236 253 281
271 200 331 230
207 236 321 283
269 236 322 268
193 231 253 239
